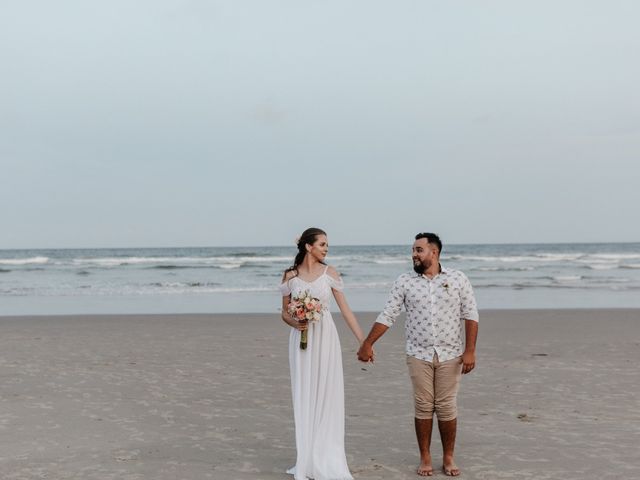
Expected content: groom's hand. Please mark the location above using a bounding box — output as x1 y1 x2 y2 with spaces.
461 350 476 374
357 341 374 363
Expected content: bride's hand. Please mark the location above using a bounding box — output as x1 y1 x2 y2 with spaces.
293 320 308 331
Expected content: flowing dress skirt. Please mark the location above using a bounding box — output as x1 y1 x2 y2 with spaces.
287 310 353 480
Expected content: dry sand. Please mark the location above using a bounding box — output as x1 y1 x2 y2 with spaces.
0 309 638 479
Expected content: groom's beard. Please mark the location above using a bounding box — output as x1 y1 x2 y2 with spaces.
413 260 426 274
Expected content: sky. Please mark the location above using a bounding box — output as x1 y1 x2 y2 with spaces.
1 0 639 248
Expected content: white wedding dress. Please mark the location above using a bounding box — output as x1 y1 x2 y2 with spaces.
280 266 353 480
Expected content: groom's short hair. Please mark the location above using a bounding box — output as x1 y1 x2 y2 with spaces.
415 232 442 254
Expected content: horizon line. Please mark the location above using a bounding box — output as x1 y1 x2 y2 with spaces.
1 240 639 251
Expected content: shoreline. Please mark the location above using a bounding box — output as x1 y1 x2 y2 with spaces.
1 310 638 479
2 306 640 319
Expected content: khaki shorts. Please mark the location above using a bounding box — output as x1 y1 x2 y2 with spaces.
406 354 462 421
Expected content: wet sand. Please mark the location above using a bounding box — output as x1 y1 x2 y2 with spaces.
0 309 638 479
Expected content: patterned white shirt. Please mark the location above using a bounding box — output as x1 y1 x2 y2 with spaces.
376 266 479 362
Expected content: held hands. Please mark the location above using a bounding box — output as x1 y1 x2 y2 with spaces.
357 341 375 363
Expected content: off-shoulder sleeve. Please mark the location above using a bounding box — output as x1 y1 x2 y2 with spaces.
279 280 291 296
326 273 344 291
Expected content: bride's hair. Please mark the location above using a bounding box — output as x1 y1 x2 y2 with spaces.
286 227 327 273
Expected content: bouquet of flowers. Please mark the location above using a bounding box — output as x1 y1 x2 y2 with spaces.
287 290 323 350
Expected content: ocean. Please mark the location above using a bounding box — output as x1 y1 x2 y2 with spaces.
1 243 639 315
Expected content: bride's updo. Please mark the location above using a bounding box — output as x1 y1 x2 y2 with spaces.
287 227 327 274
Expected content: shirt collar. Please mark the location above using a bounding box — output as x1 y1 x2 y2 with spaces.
413 264 449 279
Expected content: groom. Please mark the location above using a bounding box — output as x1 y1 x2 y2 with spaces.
357 232 479 477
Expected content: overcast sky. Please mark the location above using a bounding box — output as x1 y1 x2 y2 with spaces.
1 1 639 248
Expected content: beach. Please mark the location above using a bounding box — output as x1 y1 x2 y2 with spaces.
1 310 638 479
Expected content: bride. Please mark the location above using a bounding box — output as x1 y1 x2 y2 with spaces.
280 227 366 480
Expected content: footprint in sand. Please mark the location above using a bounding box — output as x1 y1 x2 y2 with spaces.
517 413 533 422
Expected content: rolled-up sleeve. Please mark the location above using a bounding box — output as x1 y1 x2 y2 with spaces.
459 273 479 322
375 276 406 327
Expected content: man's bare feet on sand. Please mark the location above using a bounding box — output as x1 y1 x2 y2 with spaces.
417 458 433 476
442 461 460 476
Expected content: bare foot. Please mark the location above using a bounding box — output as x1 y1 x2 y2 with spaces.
417 459 433 476
442 462 460 476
